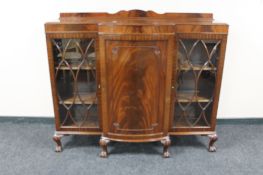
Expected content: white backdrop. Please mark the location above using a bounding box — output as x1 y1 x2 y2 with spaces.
0 0 262 118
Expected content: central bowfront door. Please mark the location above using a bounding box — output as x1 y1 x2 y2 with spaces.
100 35 174 141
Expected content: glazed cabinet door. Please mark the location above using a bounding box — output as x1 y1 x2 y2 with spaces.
100 35 173 141
171 34 227 132
46 33 101 133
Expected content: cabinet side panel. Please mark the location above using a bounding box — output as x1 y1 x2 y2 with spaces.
210 35 228 130
46 35 61 130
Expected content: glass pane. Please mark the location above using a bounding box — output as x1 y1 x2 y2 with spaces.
59 105 98 128
174 103 212 127
174 39 220 128
52 38 99 128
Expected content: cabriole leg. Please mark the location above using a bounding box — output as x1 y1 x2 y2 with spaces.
161 136 171 158
99 137 110 158
53 133 64 152
208 133 218 152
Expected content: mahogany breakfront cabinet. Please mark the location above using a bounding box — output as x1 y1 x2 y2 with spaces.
45 10 228 158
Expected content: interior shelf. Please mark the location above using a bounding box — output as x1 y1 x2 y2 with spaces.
176 92 211 103
179 64 216 71
55 63 95 70
59 92 97 104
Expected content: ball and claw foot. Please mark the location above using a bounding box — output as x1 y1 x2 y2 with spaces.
53 133 63 152
55 145 62 152
161 136 171 158
99 137 110 158
99 150 108 158
163 151 170 158
208 134 218 152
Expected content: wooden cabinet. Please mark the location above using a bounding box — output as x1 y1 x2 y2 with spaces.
45 10 228 157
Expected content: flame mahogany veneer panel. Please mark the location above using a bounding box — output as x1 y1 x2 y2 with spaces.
105 40 167 135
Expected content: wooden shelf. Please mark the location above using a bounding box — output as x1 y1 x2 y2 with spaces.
179 65 216 71
59 92 97 104
176 92 210 102
55 63 95 70
203 40 218 44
